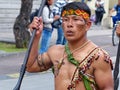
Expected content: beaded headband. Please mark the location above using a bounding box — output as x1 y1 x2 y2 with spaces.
61 9 90 20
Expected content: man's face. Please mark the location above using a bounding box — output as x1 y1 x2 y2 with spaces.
62 15 91 42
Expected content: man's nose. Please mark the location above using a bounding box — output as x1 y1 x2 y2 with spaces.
67 19 73 27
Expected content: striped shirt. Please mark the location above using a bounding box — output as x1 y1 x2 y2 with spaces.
52 0 67 16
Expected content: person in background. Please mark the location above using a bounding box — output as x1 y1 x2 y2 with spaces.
52 0 67 45
95 0 105 25
67 0 75 3
28 0 60 54
110 0 120 27
27 2 114 90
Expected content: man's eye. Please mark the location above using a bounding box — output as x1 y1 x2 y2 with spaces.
62 19 68 22
74 18 79 20
74 18 84 21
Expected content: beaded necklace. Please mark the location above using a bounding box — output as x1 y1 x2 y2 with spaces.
52 40 91 76
65 40 91 66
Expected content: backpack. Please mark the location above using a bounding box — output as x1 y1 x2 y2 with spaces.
30 9 39 22
51 19 61 28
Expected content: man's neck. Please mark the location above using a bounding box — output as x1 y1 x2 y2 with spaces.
67 39 89 51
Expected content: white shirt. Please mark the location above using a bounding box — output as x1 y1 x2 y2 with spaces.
95 0 104 10
42 5 54 28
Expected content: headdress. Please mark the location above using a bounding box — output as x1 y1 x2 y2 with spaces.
61 2 91 20
61 9 90 20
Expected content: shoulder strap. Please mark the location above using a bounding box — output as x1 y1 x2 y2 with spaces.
69 47 99 90
44 5 51 18
79 47 99 65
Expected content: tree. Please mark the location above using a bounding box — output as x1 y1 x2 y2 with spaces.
13 0 33 48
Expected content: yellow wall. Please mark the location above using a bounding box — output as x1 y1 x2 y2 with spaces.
109 0 117 9
86 0 118 28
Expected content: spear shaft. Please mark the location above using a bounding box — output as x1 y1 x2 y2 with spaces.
13 0 46 90
114 39 120 90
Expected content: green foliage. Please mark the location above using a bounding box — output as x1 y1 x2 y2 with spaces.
0 42 27 52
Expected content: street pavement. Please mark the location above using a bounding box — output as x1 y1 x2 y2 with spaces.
0 25 119 90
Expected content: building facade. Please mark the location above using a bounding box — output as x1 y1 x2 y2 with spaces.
86 0 118 28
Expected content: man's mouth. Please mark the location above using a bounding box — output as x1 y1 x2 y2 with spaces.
66 30 74 36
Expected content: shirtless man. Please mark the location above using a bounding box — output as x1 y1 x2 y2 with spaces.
26 2 114 90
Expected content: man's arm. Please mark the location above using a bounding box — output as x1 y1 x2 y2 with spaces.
94 51 114 90
26 52 53 72
26 17 53 72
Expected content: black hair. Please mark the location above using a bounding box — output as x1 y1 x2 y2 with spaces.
30 0 50 22
61 2 91 17
45 0 50 9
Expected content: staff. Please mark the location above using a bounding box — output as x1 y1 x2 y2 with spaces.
13 0 46 90
114 41 120 90
114 21 120 90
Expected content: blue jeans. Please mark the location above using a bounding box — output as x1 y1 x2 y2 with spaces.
39 27 53 54
95 10 104 25
81 0 84 2
62 37 67 45
56 26 66 45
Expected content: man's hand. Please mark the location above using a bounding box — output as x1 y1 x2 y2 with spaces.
28 17 43 37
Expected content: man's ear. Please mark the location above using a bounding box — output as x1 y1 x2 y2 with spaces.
85 20 92 31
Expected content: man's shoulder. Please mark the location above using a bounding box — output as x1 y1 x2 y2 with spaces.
93 47 113 70
88 47 110 63
94 47 110 60
48 45 65 52
47 45 65 60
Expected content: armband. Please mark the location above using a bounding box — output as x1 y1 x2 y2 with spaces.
37 54 46 69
